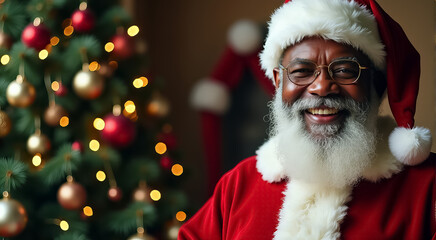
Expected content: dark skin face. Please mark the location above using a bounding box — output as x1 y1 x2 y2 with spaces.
273 37 373 136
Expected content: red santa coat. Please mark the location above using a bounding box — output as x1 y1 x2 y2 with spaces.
179 154 436 239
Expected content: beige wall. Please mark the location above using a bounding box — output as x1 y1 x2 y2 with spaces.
376 0 436 152
131 1 435 206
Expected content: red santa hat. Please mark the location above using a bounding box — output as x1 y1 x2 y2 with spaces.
259 0 432 165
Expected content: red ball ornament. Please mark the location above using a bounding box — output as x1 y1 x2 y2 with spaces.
71 9 95 32
57 179 87 210
21 22 50 51
111 33 134 59
71 141 84 153
108 187 123 202
54 82 68 96
160 156 173 170
100 114 136 148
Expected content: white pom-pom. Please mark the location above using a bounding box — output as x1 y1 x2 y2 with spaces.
227 19 262 55
190 78 230 115
389 127 432 165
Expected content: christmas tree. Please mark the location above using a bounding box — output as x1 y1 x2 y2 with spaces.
0 0 187 239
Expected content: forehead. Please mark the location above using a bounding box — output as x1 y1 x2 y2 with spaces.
282 37 370 64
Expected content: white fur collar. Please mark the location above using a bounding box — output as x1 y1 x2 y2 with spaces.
255 116 403 239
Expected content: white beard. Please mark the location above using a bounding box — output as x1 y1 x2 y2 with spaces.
270 81 380 189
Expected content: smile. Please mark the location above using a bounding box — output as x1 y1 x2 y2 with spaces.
307 107 339 115
304 106 345 125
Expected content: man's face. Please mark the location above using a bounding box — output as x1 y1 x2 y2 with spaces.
273 37 372 139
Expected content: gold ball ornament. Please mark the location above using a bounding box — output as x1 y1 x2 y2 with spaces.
0 111 12 137
147 93 170 118
132 182 152 203
73 69 104 100
44 104 68 126
0 195 28 237
57 179 87 210
6 76 36 108
27 132 51 155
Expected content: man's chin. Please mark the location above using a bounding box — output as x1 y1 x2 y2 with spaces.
305 123 343 142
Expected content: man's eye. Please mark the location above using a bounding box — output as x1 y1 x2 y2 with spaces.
290 68 314 78
332 68 358 79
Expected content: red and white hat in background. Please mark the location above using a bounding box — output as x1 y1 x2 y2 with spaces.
259 0 432 165
190 20 274 191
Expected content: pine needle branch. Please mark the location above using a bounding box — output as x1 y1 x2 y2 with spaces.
0 158 28 192
37 144 82 185
104 201 157 234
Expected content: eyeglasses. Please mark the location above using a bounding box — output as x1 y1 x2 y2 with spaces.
279 57 369 86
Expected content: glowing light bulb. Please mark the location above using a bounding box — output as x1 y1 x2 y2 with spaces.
60 116 69 127
96 171 106 182
89 61 100 71
155 142 167 155
176 211 187 222
150 190 161 201
89 140 100 151
51 81 60 91
1 55 10 65
83 206 93 216
171 164 183 176
140 77 149 87
60 220 69 231
127 25 140 37
105 42 114 52
50 36 60 46
133 78 143 88
32 154 42 167
124 100 136 113
64 26 74 36
93 118 105 130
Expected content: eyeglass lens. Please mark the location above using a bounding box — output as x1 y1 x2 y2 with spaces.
286 59 361 85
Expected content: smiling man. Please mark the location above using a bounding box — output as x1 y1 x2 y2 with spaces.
178 0 435 239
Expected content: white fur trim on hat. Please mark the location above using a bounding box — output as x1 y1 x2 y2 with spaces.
389 127 432 165
260 0 386 81
190 78 230 115
228 19 263 55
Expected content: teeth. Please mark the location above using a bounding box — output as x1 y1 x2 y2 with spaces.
307 108 339 115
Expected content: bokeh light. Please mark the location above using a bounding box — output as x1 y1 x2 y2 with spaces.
127 25 140 37
155 142 167 155
176 211 187 222
1 55 10 65
150 190 161 201
93 118 105 131
60 116 69 127
96 170 106 182
83 206 93 217
171 164 183 176
89 140 100 151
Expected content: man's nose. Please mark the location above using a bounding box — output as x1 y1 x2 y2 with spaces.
306 68 340 97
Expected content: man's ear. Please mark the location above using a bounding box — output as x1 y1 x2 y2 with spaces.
273 68 281 89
